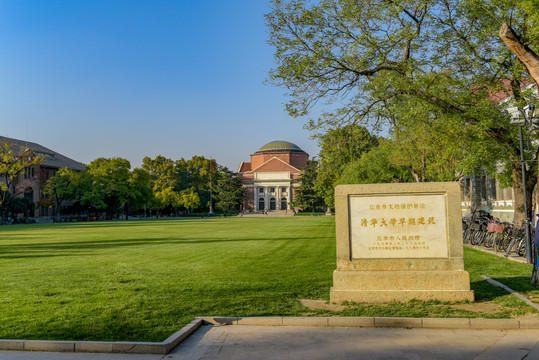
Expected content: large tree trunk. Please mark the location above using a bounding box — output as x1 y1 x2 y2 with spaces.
500 23 539 280
511 161 535 225
499 23 539 89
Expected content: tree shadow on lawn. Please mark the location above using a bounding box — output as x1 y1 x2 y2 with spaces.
0 218 220 232
471 277 539 304
0 236 329 259
471 278 513 301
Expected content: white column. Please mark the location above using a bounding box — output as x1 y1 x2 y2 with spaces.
288 185 292 210
286 186 290 209
254 186 257 210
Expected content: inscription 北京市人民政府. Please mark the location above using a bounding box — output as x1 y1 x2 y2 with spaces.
370 234 430 252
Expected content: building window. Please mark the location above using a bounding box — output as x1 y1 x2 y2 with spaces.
269 198 276 210
270 187 275 193
23 167 36 179
281 187 287 193
258 198 265 210
259 188 264 193
281 198 287 210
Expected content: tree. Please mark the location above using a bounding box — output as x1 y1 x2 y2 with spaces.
293 159 324 212
0 139 43 224
180 191 201 212
155 187 182 215
215 168 245 212
42 168 79 221
315 125 378 209
125 168 153 219
175 156 219 211
142 155 178 216
141 155 220 215
339 139 415 185
266 0 533 222
82 158 132 220
491 2 539 283
9 196 32 218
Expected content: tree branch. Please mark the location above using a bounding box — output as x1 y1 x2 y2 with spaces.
499 22 539 88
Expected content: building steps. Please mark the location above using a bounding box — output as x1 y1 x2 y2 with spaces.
240 210 295 217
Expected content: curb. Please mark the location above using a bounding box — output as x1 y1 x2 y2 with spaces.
197 316 539 330
0 319 203 355
2 315 539 354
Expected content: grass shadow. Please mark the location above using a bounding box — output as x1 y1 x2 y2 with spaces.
0 236 330 259
470 279 513 301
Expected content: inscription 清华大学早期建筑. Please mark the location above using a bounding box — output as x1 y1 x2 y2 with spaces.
359 216 436 227
349 194 448 259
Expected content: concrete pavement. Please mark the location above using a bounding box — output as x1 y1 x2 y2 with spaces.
1 324 539 360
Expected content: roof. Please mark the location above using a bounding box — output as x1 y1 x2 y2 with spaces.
250 157 301 173
488 78 535 103
255 140 306 153
238 161 251 172
0 136 86 171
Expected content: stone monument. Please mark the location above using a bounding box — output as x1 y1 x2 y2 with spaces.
330 182 474 303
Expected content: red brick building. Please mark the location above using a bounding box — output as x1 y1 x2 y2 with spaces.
1 136 86 218
238 141 308 212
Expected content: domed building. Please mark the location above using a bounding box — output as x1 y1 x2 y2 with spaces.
238 141 309 212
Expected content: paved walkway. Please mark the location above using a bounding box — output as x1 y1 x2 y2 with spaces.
1 325 539 360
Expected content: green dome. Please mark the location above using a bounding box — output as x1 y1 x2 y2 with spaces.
256 141 305 153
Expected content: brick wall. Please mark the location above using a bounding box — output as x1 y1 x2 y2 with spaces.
250 151 308 170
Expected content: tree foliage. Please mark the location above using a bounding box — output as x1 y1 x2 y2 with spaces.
82 158 132 219
266 0 538 221
315 125 378 208
142 155 178 212
125 168 153 215
339 139 415 185
175 156 217 210
141 155 231 214
43 168 78 221
0 139 44 224
293 159 324 212
215 168 245 212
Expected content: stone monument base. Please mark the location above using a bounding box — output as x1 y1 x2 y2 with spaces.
331 270 474 303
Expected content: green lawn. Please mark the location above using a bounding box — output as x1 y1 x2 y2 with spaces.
0 217 537 342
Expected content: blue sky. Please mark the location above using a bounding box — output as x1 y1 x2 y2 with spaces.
0 0 318 170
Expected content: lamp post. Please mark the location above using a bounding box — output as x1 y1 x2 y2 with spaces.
209 159 214 214
508 104 537 264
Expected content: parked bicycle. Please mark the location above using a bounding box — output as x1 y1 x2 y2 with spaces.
462 211 535 258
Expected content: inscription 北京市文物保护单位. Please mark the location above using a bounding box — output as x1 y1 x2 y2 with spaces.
368 202 427 210
349 195 448 259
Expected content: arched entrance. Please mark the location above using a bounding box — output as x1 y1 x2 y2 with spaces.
258 198 265 211
23 187 34 218
269 198 276 210
281 198 287 210
24 187 34 202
